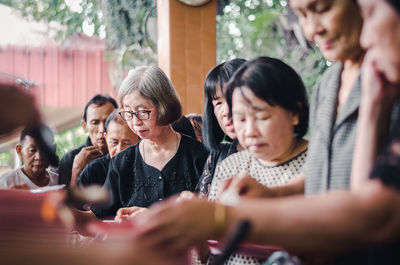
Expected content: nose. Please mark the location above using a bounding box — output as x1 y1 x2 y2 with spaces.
221 102 229 117
98 122 106 135
359 21 371 50
130 115 143 126
34 150 44 160
303 13 323 42
116 143 122 154
244 118 259 138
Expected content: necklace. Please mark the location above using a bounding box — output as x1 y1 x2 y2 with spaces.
142 132 179 163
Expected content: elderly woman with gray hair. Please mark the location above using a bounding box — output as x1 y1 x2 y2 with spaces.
91 66 208 219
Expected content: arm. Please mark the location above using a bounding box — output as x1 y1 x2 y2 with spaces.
134 179 400 257
91 159 123 219
225 180 400 256
351 57 400 190
58 154 73 186
222 173 305 198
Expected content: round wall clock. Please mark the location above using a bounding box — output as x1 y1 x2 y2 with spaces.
178 0 212 7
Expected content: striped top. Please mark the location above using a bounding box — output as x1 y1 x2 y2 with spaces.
304 63 360 195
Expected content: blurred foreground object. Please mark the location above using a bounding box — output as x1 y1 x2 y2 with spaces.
0 188 189 265
0 83 40 136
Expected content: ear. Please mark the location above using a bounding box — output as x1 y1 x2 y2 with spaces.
15 144 23 160
292 112 299 126
81 120 87 132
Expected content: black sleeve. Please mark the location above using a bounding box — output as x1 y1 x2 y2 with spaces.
58 152 74 186
91 159 122 219
191 142 209 190
77 164 91 186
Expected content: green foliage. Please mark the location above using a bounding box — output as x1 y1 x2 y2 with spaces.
54 125 87 159
103 0 154 49
102 0 157 86
0 150 11 168
4 0 104 41
217 0 327 91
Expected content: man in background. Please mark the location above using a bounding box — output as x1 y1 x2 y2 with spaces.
58 94 117 186
0 125 58 189
77 110 138 186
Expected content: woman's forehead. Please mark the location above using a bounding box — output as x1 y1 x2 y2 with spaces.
122 92 153 108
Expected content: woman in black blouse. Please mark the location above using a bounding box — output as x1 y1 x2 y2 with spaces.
91 66 208 219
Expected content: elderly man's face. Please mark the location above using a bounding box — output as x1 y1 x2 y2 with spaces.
16 135 49 178
82 102 115 153
106 120 138 158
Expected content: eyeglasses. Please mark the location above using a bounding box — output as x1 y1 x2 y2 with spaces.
119 110 151 121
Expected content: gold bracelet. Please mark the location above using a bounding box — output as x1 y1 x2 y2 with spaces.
214 202 226 238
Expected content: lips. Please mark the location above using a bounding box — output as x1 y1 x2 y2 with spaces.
136 130 148 136
319 41 333 50
247 143 266 153
224 121 235 133
97 138 106 145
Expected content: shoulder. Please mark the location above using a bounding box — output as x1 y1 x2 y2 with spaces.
217 150 252 171
87 154 111 169
181 134 204 147
0 168 19 181
0 168 21 187
180 134 208 155
313 62 342 97
320 62 342 80
110 144 138 168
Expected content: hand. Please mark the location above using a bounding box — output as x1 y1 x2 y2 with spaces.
0 84 41 136
73 146 104 171
221 173 274 198
115 206 148 222
176 190 196 202
70 146 104 186
133 197 216 255
361 53 400 110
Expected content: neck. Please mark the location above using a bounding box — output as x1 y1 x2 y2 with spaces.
145 126 178 150
21 167 48 186
259 138 306 167
342 51 364 72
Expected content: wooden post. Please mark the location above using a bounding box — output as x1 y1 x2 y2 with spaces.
157 0 216 115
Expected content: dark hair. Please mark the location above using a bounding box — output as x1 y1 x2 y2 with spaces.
104 109 123 132
203 58 246 151
20 124 59 166
172 116 196 139
20 124 54 144
386 0 400 14
226 57 309 138
83 94 118 122
186 113 203 142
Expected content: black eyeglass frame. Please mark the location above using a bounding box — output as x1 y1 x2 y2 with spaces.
119 110 152 121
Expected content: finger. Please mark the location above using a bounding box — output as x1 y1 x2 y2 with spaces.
221 178 233 193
